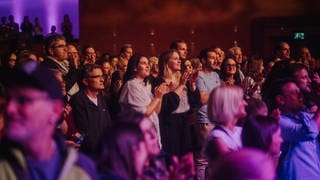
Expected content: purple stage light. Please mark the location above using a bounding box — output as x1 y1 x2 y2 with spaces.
0 0 79 38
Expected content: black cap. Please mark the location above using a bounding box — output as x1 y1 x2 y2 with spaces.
7 61 63 100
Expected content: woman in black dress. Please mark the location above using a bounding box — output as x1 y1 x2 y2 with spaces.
153 49 200 157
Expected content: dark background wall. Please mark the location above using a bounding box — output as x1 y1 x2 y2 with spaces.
80 0 320 58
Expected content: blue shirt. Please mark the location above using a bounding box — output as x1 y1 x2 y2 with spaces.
278 111 320 180
196 71 220 123
27 145 62 180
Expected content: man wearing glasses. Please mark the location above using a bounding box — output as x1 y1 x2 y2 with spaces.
69 64 112 158
43 35 79 96
0 61 96 179
43 35 69 75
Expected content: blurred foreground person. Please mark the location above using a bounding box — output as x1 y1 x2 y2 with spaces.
97 123 148 180
116 111 195 179
0 61 96 180
209 148 276 180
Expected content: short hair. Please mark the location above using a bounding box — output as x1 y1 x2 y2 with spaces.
228 46 242 58
82 44 95 55
169 40 186 50
199 47 216 62
242 115 279 152
208 85 244 125
274 41 289 52
80 64 102 79
45 35 66 55
149 56 158 66
120 44 133 53
266 78 296 110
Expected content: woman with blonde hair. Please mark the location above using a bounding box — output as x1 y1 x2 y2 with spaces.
153 49 200 157
206 85 247 163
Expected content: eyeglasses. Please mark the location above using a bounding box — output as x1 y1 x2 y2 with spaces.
88 75 104 79
8 95 49 106
225 64 237 67
53 44 67 49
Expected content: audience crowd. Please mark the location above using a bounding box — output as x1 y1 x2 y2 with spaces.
1 14 320 180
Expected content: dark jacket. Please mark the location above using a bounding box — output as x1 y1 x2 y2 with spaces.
69 90 112 157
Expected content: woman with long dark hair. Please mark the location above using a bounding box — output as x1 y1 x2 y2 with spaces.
119 54 168 147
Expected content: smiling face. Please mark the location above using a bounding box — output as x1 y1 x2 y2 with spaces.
205 51 218 70
167 51 181 72
224 58 237 75
135 57 150 79
5 87 62 143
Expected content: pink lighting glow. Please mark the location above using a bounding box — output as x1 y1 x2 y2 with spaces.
0 0 79 38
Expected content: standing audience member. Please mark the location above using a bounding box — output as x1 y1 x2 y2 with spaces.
33 17 43 42
69 64 112 158
206 86 247 163
42 35 69 75
190 58 203 72
213 46 225 72
242 55 265 99
169 40 188 62
297 46 316 69
119 44 133 62
195 47 221 180
7 15 19 40
0 61 96 179
82 45 97 65
119 54 169 147
228 46 245 81
0 16 8 40
67 43 81 70
47 25 59 37
220 58 242 86
42 35 78 96
154 49 200 157
61 14 73 42
274 41 291 61
98 59 113 98
149 56 159 79
270 78 320 180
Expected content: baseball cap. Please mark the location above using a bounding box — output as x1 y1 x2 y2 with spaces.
7 61 63 100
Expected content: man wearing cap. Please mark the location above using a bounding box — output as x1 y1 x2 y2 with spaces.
0 61 96 180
